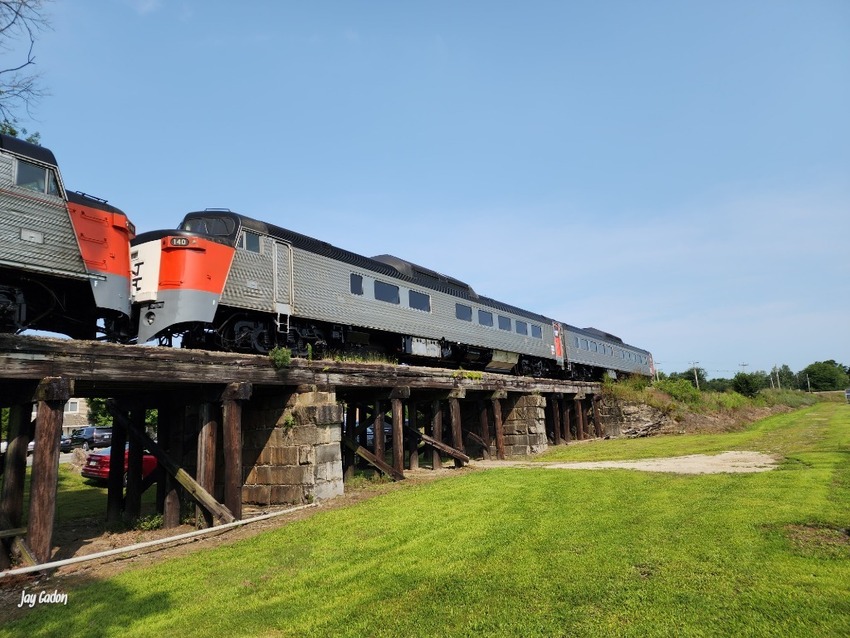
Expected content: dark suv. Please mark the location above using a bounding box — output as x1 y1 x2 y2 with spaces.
70 427 112 451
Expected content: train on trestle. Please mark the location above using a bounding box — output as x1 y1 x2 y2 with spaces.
130 209 654 381
0 135 653 381
0 134 134 341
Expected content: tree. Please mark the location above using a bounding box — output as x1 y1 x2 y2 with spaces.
0 117 38 142
0 1 50 124
87 397 158 433
797 361 849 392
703 377 732 393
86 397 112 427
772 364 796 390
668 367 708 390
732 372 766 398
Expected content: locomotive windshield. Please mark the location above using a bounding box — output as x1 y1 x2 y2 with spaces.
179 214 238 243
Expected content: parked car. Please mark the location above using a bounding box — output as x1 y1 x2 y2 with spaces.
81 445 158 484
70 426 112 451
19 434 72 455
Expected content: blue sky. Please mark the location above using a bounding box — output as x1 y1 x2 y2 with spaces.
10 0 849 377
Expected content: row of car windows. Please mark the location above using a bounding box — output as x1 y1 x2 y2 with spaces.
572 336 648 364
351 273 544 339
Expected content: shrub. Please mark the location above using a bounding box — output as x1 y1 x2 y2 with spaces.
269 346 292 369
653 378 702 404
706 391 749 411
135 514 163 531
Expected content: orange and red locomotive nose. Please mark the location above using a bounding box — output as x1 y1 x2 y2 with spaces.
131 230 235 343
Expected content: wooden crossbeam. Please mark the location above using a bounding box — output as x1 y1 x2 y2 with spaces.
342 438 405 481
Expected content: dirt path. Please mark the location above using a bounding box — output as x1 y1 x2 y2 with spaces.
471 451 779 474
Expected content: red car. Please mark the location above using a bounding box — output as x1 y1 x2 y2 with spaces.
81 445 157 483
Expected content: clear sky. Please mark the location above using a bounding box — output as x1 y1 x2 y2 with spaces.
9 0 849 378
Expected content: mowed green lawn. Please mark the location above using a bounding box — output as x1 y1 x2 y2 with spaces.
3 403 849 637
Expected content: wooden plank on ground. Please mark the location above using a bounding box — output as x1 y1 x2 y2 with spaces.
402 424 470 463
342 438 405 481
463 428 488 451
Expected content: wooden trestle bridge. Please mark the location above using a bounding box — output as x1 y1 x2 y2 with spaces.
0 335 604 570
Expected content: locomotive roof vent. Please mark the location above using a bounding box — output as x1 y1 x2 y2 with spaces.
371 254 478 299
583 327 624 344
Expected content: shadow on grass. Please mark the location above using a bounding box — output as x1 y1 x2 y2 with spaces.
2 574 173 636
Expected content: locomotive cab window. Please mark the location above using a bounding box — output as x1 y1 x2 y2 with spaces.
238 230 262 253
15 159 59 196
375 280 400 304
350 273 364 296
455 304 473 322
409 290 431 312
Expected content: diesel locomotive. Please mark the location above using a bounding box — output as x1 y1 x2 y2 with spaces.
0 134 135 341
130 209 654 380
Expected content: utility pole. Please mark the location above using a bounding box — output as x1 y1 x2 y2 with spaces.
739 363 749 373
807 374 812 393
774 365 782 390
690 361 700 391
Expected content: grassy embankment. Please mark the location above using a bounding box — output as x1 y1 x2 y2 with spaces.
537 380 842 463
3 399 849 637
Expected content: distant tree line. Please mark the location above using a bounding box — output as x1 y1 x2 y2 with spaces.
660 361 850 398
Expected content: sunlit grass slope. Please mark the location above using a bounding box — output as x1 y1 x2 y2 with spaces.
3 403 849 637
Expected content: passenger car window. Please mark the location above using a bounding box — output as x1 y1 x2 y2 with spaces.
478 310 494 327
531 325 542 339
516 321 528 335
455 304 473 321
498 316 511 331
375 280 400 304
350 273 363 296
409 290 431 312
